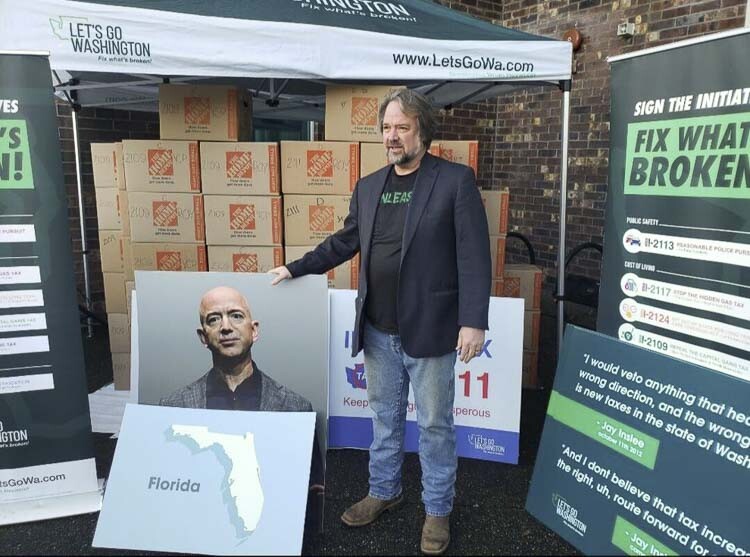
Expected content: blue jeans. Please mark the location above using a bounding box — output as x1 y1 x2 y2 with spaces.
363 321 457 517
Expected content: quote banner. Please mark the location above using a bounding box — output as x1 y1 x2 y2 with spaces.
0 52 99 523
328 291 523 464
597 31 750 381
526 326 749 555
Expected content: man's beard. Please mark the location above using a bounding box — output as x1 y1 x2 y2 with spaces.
386 141 422 166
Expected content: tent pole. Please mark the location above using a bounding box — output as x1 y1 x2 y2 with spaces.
557 80 571 356
71 104 93 338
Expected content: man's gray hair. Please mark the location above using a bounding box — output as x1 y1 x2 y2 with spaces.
378 88 437 149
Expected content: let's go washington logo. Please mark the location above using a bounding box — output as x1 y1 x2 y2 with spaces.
0 420 30 449
49 16 153 64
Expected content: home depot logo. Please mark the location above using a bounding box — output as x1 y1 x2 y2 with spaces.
229 204 256 230
148 149 174 176
306 150 334 178
152 201 178 227
504 277 521 297
440 147 456 162
156 251 183 271
309 205 334 232
351 97 378 126
226 151 253 179
232 253 258 273
184 97 211 125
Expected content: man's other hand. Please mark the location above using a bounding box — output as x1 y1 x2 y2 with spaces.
268 266 292 286
456 326 485 364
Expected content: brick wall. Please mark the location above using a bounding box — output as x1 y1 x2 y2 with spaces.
57 103 159 313
435 0 747 279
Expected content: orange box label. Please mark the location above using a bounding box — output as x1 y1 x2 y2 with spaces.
351 96 378 127
193 195 205 242
309 205 335 232
227 89 238 141
197 246 208 271
232 253 258 273
226 151 253 179
152 201 178 227
148 149 174 177
307 150 334 178
156 251 183 271
188 142 200 191
268 145 279 194
229 203 256 231
184 96 210 125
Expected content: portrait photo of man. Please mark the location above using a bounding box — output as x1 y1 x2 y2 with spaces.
159 286 312 414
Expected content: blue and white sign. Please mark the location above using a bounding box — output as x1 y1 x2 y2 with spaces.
93 404 315 556
328 291 523 464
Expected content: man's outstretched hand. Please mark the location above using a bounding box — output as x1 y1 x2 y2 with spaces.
268 266 292 286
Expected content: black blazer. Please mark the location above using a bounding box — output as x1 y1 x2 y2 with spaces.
286 152 491 358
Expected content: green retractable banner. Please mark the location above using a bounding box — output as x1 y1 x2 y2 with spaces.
596 31 750 382
527 326 750 555
0 52 99 523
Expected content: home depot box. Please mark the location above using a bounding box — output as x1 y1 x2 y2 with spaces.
207 246 284 273
128 192 205 244
489 234 506 280
122 140 201 193
481 190 509 235
435 140 479 176
112 352 131 391
99 230 124 274
524 309 541 351
108 313 130 354
203 195 282 246
360 142 388 177
522 350 539 389
200 142 280 195
504 264 543 311
131 243 208 272
325 85 402 142
159 84 252 141
103 272 127 314
95 187 121 230
283 194 351 245
280 141 359 195
98 232 132 280
285 246 360 289
91 143 118 190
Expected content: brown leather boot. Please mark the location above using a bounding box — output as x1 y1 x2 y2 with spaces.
421 515 450 555
340 494 404 527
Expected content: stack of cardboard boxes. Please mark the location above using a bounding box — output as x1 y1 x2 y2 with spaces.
92 84 253 389
504 264 543 388
92 142 133 390
482 189 543 388
202 141 283 273
280 85 378 289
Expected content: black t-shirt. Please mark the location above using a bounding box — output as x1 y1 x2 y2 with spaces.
365 168 418 333
206 366 262 411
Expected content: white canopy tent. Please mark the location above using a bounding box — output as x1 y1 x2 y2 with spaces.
0 0 574 349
